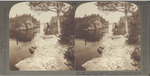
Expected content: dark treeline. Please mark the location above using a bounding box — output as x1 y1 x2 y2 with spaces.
75 14 109 31
9 14 40 31
128 9 140 45
59 7 75 45
59 7 75 70
128 9 141 70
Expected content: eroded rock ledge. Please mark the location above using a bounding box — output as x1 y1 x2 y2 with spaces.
82 34 139 71
15 35 71 71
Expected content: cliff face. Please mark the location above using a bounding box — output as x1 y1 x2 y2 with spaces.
87 20 103 30
75 14 109 31
19 20 34 30
9 14 40 31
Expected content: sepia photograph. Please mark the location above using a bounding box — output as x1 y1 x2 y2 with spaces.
75 1 141 71
9 1 75 71
9 1 141 71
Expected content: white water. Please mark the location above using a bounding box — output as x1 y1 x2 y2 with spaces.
15 35 70 71
82 34 137 71
40 24 45 35
108 24 113 34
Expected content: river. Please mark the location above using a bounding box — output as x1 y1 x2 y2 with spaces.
75 28 108 70
9 28 41 70
9 27 109 70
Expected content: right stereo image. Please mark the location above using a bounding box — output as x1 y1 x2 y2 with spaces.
75 1 141 71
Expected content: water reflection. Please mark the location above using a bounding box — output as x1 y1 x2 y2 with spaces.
76 28 108 42
10 28 40 44
9 28 40 70
75 28 108 70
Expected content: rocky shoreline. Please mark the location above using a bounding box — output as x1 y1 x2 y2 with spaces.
82 34 140 71
15 35 72 71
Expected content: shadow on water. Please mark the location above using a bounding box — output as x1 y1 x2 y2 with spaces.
75 28 108 42
10 28 40 43
9 28 40 70
75 28 108 70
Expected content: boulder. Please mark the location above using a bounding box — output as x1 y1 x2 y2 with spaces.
29 45 37 54
97 45 104 54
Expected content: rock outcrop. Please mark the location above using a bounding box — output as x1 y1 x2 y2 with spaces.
9 14 40 31
15 35 71 71
82 34 139 71
75 14 109 31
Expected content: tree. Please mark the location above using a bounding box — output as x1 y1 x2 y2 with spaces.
127 9 140 45
95 1 137 35
28 1 69 35
60 6 74 45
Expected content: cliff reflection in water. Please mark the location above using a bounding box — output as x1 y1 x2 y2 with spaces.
9 28 40 70
76 28 108 42
10 28 40 43
75 28 108 70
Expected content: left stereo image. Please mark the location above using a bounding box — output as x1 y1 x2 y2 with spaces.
9 1 75 71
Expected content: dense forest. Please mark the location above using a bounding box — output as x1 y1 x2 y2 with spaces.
9 14 40 31
75 14 109 31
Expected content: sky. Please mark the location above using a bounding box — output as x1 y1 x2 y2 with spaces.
9 2 138 24
9 2 57 23
75 2 137 23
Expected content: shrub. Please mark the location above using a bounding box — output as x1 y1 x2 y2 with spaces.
131 47 141 70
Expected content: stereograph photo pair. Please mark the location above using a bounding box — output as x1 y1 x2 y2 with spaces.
9 1 141 71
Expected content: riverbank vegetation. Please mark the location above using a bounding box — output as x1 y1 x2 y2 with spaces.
60 7 75 69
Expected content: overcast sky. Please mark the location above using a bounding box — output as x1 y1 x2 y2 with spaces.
9 2 57 23
75 2 138 23
10 2 138 24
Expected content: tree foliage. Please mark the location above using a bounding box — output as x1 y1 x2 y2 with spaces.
28 1 69 35
127 9 140 45
59 7 75 45
95 1 138 35
28 1 68 14
59 7 75 69
95 1 137 14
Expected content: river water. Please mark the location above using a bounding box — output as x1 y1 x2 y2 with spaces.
9 28 41 70
75 28 108 70
9 26 109 70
